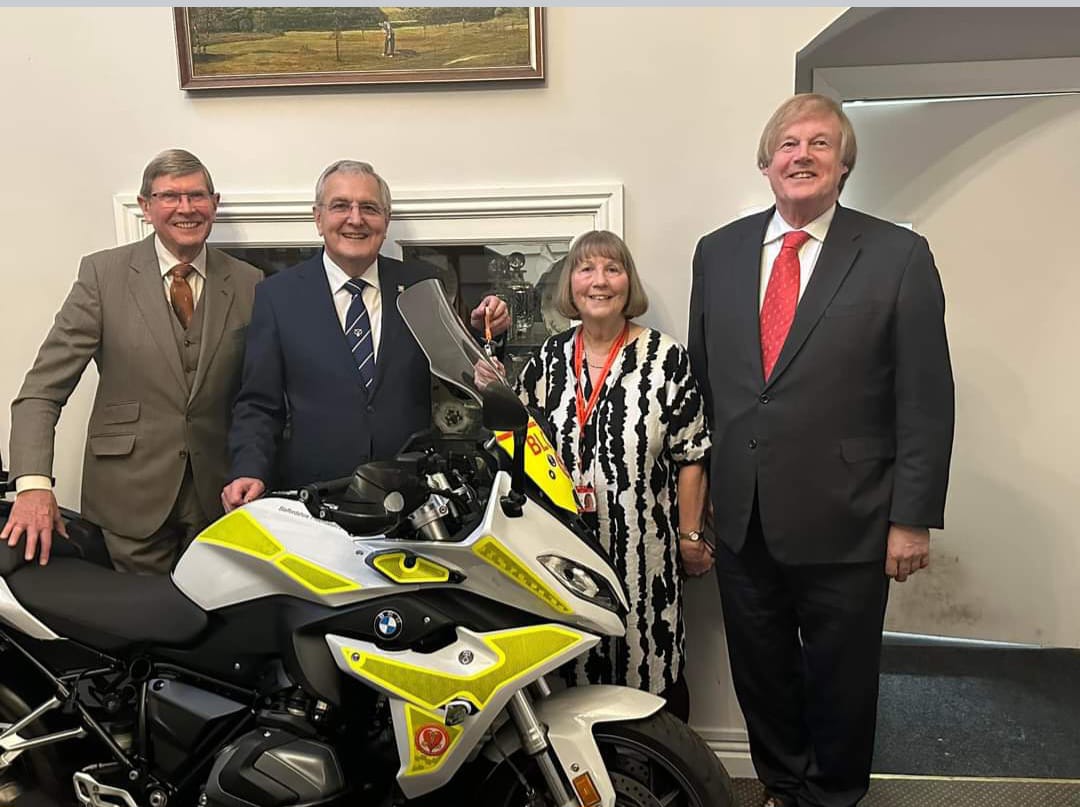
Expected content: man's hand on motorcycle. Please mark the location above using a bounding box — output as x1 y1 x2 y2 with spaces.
470 295 510 337
1 488 68 565
222 477 266 512
679 538 714 577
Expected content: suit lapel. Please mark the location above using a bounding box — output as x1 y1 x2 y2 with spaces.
189 249 235 401
128 235 187 394
299 253 367 390
766 205 862 388
371 257 401 398
734 211 773 384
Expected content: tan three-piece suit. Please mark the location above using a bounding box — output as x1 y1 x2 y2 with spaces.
9 233 260 570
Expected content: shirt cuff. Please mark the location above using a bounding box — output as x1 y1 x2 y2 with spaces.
15 475 53 493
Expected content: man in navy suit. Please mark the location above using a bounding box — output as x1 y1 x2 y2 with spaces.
688 95 954 807
222 160 509 506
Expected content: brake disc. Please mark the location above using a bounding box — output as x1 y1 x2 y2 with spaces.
611 771 665 807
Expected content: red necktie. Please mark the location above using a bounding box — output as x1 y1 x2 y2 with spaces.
169 263 195 330
760 230 811 380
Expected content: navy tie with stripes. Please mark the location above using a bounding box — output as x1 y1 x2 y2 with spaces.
344 278 376 390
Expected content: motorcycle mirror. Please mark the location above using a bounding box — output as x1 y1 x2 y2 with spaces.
481 382 529 433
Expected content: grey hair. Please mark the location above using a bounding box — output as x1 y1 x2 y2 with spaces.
314 160 392 215
139 149 215 198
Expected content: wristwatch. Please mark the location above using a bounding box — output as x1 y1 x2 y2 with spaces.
678 530 703 543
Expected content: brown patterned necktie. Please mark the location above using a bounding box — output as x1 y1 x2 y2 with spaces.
169 263 195 330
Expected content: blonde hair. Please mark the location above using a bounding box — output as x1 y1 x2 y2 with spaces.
756 93 857 191
555 230 649 320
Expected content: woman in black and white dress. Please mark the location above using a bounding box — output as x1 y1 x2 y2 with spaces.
515 230 711 720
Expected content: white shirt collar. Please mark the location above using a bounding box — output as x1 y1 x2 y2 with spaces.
323 251 380 294
763 203 837 246
154 235 207 278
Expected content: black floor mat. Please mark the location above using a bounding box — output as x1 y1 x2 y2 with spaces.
873 642 1080 778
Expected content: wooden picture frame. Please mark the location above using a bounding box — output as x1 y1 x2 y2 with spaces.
174 7 544 90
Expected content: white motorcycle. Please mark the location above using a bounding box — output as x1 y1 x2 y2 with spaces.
0 278 733 807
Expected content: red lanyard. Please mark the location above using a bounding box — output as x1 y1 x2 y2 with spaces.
573 323 629 435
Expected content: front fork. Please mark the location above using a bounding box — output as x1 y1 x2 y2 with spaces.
495 680 666 807
506 681 577 807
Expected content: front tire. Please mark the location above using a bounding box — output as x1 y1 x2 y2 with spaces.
478 709 734 807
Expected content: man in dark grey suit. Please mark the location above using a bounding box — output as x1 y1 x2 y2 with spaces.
688 94 954 807
3 149 261 572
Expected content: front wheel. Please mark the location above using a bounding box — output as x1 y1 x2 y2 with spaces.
479 709 734 807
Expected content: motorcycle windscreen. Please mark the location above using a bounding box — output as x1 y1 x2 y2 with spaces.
397 279 578 515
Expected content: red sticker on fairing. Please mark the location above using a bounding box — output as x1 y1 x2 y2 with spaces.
415 724 450 757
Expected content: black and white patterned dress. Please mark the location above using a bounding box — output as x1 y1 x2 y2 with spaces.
516 326 710 694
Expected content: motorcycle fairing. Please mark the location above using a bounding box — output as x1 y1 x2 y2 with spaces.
471 535 572 615
326 623 597 799
175 473 625 639
494 417 579 514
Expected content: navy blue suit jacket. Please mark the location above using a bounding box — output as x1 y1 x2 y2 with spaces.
228 252 435 488
688 205 955 564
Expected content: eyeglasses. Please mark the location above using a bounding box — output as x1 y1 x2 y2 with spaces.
320 200 386 218
150 191 214 208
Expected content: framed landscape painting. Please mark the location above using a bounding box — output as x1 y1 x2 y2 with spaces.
174 7 544 89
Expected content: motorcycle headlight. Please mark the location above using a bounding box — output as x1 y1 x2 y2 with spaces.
538 554 622 613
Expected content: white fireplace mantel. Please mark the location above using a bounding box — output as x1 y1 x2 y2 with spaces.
113 184 624 255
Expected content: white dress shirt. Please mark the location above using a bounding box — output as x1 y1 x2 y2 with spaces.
324 254 382 359
759 204 837 310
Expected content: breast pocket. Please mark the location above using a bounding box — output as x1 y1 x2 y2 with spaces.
824 303 883 319
840 436 896 463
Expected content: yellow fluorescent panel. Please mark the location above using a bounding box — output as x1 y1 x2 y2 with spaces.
342 625 584 711
372 551 451 584
472 536 572 615
197 510 359 595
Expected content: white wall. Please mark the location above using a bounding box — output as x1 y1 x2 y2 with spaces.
845 96 1080 648
0 6 844 758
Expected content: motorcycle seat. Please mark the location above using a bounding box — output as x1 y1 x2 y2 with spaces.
5 558 208 651
0 500 112 576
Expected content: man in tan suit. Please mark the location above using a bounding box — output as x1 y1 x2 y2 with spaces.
2 149 261 573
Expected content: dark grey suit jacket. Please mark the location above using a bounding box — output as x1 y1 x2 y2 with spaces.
688 205 955 564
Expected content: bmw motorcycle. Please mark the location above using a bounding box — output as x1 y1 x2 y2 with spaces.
0 279 733 807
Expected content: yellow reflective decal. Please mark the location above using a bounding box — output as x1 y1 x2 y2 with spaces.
196 511 359 595
472 536 572 615
402 703 462 776
372 551 451 584
341 625 584 711
197 510 282 559
495 418 579 514
276 555 359 594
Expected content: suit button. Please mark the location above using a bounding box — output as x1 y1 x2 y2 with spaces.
748 439 758 450
178 449 188 459
184 339 191 347
366 405 375 414
759 394 770 404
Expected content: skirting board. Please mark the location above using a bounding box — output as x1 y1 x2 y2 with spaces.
699 728 756 779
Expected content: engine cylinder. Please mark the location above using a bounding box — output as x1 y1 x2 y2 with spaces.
203 727 345 807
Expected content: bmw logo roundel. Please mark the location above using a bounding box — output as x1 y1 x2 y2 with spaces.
374 609 404 639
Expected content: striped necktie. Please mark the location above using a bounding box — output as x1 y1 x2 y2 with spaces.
344 278 376 390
